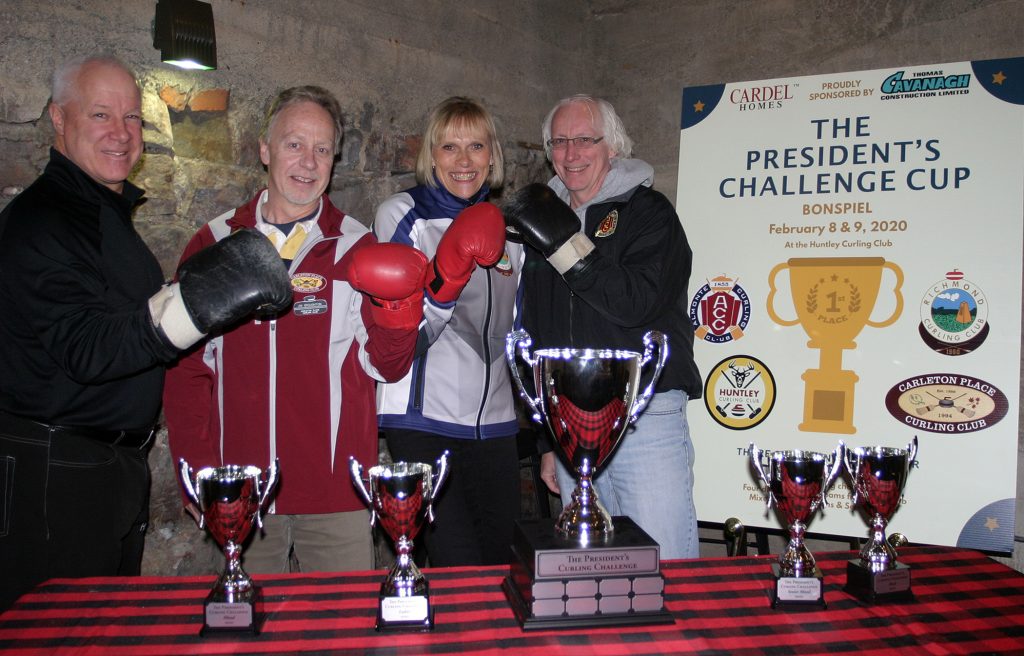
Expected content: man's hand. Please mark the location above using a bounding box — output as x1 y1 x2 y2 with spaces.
426 202 506 303
344 242 428 330
504 183 595 277
540 451 560 494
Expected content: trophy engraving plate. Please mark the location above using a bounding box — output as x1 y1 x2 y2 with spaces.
205 600 254 629
846 560 913 602
773 564 824 606
380 596 430 623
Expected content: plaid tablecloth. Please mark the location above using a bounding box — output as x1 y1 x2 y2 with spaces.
1 546 1022 654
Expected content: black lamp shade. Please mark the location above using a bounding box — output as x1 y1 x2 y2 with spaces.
153 0 217 70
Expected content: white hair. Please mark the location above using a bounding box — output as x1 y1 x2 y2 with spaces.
541 94 634 160
51 54 136 106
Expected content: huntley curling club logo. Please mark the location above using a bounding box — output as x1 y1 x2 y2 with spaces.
918 269 989 356
690 274 750 344
885 373 1008 434
703 355 775 430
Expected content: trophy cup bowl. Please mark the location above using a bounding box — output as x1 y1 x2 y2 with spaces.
178 458 279 634
750 442 844 608
350 452 449 631
844 436 918 602
506 329 667 544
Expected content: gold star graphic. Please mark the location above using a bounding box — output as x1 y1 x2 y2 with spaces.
693 100 705 112
993 71 1007 85
984 517 1000 531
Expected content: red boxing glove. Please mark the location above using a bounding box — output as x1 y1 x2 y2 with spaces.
344 242 428 330
426 202 506 304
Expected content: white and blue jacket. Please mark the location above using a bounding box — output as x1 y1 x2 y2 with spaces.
373 182 523 439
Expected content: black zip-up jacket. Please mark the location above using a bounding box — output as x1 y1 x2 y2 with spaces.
0 149 174 429
520 184 702 400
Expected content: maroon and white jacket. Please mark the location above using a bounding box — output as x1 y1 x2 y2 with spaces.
164 191 417 514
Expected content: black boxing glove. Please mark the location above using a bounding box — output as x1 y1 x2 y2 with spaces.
504 183 596 277
150 228 293 350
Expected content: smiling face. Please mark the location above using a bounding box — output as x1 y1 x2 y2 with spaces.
549 100 615 208
48 61 143 194
431 124 493 200
259 100 336 221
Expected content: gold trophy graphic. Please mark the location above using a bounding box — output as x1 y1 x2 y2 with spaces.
767 257 903 434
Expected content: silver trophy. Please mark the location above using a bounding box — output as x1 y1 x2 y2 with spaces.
506 329 667 544
178 458 279 634
749 443 844 607
350 452 449 631
844 436 918 602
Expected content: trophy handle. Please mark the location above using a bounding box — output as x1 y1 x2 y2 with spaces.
177 458 204 529
906 434 919 465
426 450 451 524
766 262 801 326
628 331 668 423
822 442 846 509
348 457 376 527
866 261 904 328
844 446 863 506
506 330 543 422
255 458 280 530
748 443 774 509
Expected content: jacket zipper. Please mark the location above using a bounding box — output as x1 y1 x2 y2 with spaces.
475 270 494 439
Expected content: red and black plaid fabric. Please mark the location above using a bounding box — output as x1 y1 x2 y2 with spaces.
2 547 1023 654
376 479 426 542
549 395 626 467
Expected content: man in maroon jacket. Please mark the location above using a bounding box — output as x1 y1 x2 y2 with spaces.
164 86 427 572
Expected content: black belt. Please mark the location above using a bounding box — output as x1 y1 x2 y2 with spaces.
0 411 156 450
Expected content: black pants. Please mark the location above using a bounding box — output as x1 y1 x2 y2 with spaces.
0 418 150 611
385 430 519 567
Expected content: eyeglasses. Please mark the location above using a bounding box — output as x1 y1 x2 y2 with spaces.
546 136 605 150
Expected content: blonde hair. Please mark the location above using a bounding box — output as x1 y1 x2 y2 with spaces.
415 96 504 189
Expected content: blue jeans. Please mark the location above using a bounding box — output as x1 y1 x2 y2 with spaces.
554 390 699 559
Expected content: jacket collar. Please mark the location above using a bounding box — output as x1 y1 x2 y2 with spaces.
226 190 346 238
44 147 145 215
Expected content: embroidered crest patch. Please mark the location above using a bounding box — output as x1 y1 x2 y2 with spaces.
594 210 618 238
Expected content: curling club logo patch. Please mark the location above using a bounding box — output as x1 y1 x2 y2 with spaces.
918 269 989 356
703 355 775 430
690 274 750 343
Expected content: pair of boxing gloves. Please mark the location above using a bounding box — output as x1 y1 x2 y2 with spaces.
347 183 594 330
149 202 508 351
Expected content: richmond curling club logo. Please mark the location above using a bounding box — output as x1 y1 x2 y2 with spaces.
918 269 989 356
690 274 751 344
703 355 775 430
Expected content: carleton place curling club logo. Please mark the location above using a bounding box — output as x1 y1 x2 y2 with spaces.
703 356 775 430
690 274 750 344
919 269 989 356
885 373 1008 434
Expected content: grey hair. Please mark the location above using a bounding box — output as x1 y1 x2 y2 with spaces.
260 86 344 155
541 94 633 160
51 54 137 106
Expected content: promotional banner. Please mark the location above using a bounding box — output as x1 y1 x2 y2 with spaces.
677 57 1023 553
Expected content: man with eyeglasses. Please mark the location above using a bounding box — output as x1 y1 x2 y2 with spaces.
506 94 702 560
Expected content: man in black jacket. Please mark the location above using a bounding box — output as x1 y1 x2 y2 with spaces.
0 55 291 610
507 95 702 560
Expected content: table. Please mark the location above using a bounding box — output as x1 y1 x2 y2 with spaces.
1 546 1023 654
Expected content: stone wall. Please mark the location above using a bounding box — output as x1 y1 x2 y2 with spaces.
1 0 1022 575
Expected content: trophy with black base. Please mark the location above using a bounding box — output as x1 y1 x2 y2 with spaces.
844 436 917 603
350 453 449 631
749 443 843 609
179 459 279 635
504 329 673 630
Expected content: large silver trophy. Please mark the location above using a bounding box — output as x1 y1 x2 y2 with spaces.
350 453 449 631
178 458 279 635
750 443 844 608
844 436 918 602
507 329 667 542
503 329 673 630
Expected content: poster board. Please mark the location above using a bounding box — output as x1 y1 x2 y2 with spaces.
677 57 1023 552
